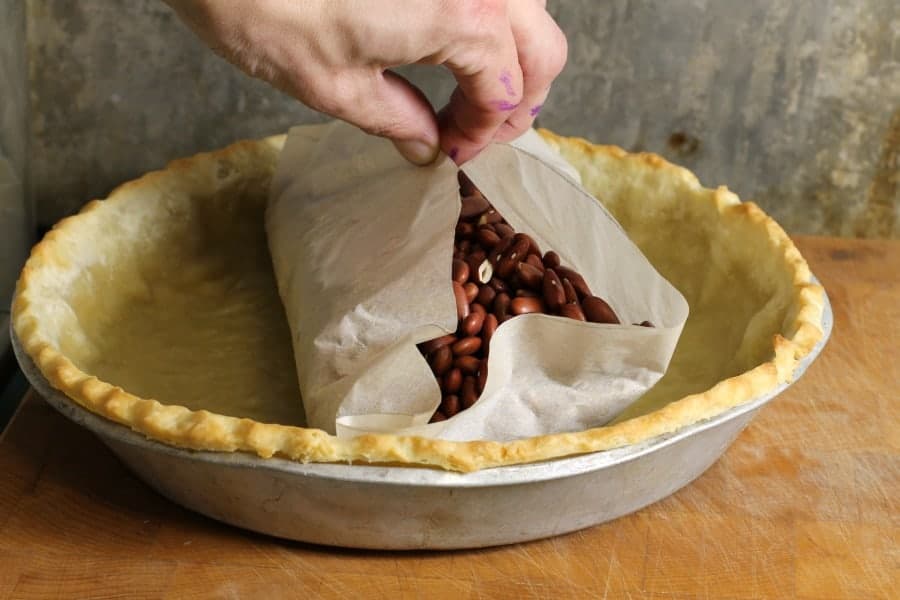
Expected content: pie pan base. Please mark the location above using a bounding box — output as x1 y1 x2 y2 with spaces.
12 292 830 550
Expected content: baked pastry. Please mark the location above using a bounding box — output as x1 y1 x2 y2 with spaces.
12 129 824 472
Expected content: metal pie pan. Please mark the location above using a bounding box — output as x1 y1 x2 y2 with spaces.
11 287 831 549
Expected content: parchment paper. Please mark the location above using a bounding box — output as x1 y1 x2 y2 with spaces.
267 121 688 441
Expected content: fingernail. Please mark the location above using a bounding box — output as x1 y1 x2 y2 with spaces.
392 139 440 166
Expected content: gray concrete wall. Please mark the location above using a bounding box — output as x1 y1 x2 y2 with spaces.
1 0 30 315
26 0 900 238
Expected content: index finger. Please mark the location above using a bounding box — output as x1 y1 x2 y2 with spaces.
493 1 568 143
438 23 523 163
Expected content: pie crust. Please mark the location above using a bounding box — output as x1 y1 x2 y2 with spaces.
12 129 825 472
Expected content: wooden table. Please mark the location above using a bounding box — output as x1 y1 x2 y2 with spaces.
0 236 897 599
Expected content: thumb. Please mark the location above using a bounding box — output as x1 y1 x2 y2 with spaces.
338 70 441 166
391 139 441 166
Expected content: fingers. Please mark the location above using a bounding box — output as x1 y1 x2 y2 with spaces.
438 4 524 163
378 71 442 165
168 0 565 166
493 0 567 143
438 0 567 162
304 69 442 165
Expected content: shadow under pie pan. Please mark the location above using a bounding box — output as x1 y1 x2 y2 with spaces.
11 129 830 549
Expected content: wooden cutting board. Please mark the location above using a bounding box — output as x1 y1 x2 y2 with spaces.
0 235 897 600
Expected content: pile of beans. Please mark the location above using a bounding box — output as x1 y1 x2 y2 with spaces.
418 174 651 423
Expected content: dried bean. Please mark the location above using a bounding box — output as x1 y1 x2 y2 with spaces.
511 296 545 315
419 334 457 355
464 282 479 303
454 355 481 374
496 237 529 278
542 269 565 311
461 311 485 336
561 278 579 304
441 394 460 417
477 228 501 248
458 172 477 196
516 262 544 289
460 194 490 219
456 222 475 238
452 336 482 356
488 236 514 267
476 284 496 308
461 376 478 408
442 368 462 393
560 302 586 321
512 233 534 250
494 223 514 239
489 277 509 293
476 259 493 284
478 209 503 225
452 259 469 284
525 254 545 271
494 292 511 321
543 250 561 269
582 295 620 324
430 345 452 375
482 314 498 351
477 359 488 393
452 281 470 320
466 257 485 283
556 266 592 298
508 233 539 258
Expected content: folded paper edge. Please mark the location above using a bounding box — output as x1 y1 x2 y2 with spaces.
302 126 688 440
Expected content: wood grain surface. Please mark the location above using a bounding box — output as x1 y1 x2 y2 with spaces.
0 236 897 600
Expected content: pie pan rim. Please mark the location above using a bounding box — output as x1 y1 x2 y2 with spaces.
11 288 831 487
11 129 827 472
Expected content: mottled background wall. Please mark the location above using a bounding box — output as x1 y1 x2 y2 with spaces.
25 0 900 237
1 0 29 317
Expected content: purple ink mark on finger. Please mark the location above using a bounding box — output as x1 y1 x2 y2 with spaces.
499 69 516 97
494 100 520 111
448 147 459 161
529 104 543 117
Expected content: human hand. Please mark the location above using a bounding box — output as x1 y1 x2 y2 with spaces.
164 0 567 165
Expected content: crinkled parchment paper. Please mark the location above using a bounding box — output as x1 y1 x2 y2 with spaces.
267 122 688 441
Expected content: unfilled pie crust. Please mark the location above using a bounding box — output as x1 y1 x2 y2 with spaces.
12 129 824 472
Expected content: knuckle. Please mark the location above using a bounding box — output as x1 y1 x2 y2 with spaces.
452 0 508 23
523 27 567 81
462 126 495 146
307 70 363 118
504 111 533 134
358 113 405 138
444 0 508 42
439 0 515 77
